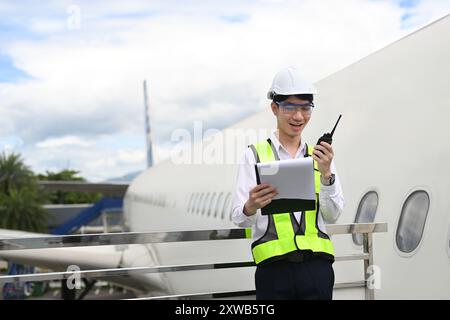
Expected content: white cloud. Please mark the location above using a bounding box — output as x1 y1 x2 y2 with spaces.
1 0 449 181
407 0 450 22
0 135 25 150
117 149 145 164
24 143 147 182
36 135 95 148
30 18 66 34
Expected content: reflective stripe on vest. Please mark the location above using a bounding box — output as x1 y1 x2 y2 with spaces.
249 139 334 264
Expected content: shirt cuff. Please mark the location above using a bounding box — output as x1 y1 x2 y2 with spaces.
233 205 257 227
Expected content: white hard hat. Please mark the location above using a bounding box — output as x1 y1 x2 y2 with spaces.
267 66 317 100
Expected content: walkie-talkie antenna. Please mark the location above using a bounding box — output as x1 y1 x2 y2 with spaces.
330 114 342 137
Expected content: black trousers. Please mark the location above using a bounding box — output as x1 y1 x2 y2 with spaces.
255 258 334 300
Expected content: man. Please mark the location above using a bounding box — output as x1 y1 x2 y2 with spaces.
231 66 344 300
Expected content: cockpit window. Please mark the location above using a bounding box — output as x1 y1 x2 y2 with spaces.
396 190 430 254
353 191 379 246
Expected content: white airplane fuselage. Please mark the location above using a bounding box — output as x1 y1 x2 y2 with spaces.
123 14 450 299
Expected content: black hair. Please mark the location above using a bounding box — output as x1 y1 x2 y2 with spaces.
273 94 313 103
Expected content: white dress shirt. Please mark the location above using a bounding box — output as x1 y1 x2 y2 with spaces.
232 130 344 241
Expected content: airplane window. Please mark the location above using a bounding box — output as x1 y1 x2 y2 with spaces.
208 193 217 217
221 193 232 220
196 193 204 215
193 193 199 214
187 193 194 213
396 190 430 254
190 193 199 214
215 192 224 218
352 191 379 246
202 193 210 216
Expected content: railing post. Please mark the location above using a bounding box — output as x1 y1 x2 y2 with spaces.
101 212 108 233
363 232 374 300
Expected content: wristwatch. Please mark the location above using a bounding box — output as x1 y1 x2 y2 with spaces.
321 173 335 186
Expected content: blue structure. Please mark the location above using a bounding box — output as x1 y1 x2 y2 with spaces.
2 263 35 299
2 198 124 299
51 197 123 235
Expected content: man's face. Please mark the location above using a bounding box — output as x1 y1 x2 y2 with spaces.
271 96 312 138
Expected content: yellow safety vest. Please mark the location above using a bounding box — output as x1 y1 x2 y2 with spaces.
248 139 334 265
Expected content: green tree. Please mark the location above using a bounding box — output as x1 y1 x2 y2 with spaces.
0 152 34 193
0 188 48 232
0 152 48 232
37 169 102 204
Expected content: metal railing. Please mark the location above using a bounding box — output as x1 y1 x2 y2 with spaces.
0 222 387 300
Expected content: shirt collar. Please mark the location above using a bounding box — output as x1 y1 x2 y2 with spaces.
270 130 306 158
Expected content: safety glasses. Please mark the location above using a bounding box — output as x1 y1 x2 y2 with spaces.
275 101 314 115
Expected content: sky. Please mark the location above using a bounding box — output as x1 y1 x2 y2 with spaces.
0 0 449 182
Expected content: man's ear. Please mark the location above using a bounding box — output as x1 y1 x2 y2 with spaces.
271 102 278 116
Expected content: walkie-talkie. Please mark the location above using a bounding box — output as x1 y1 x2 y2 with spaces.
317 114 342 146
